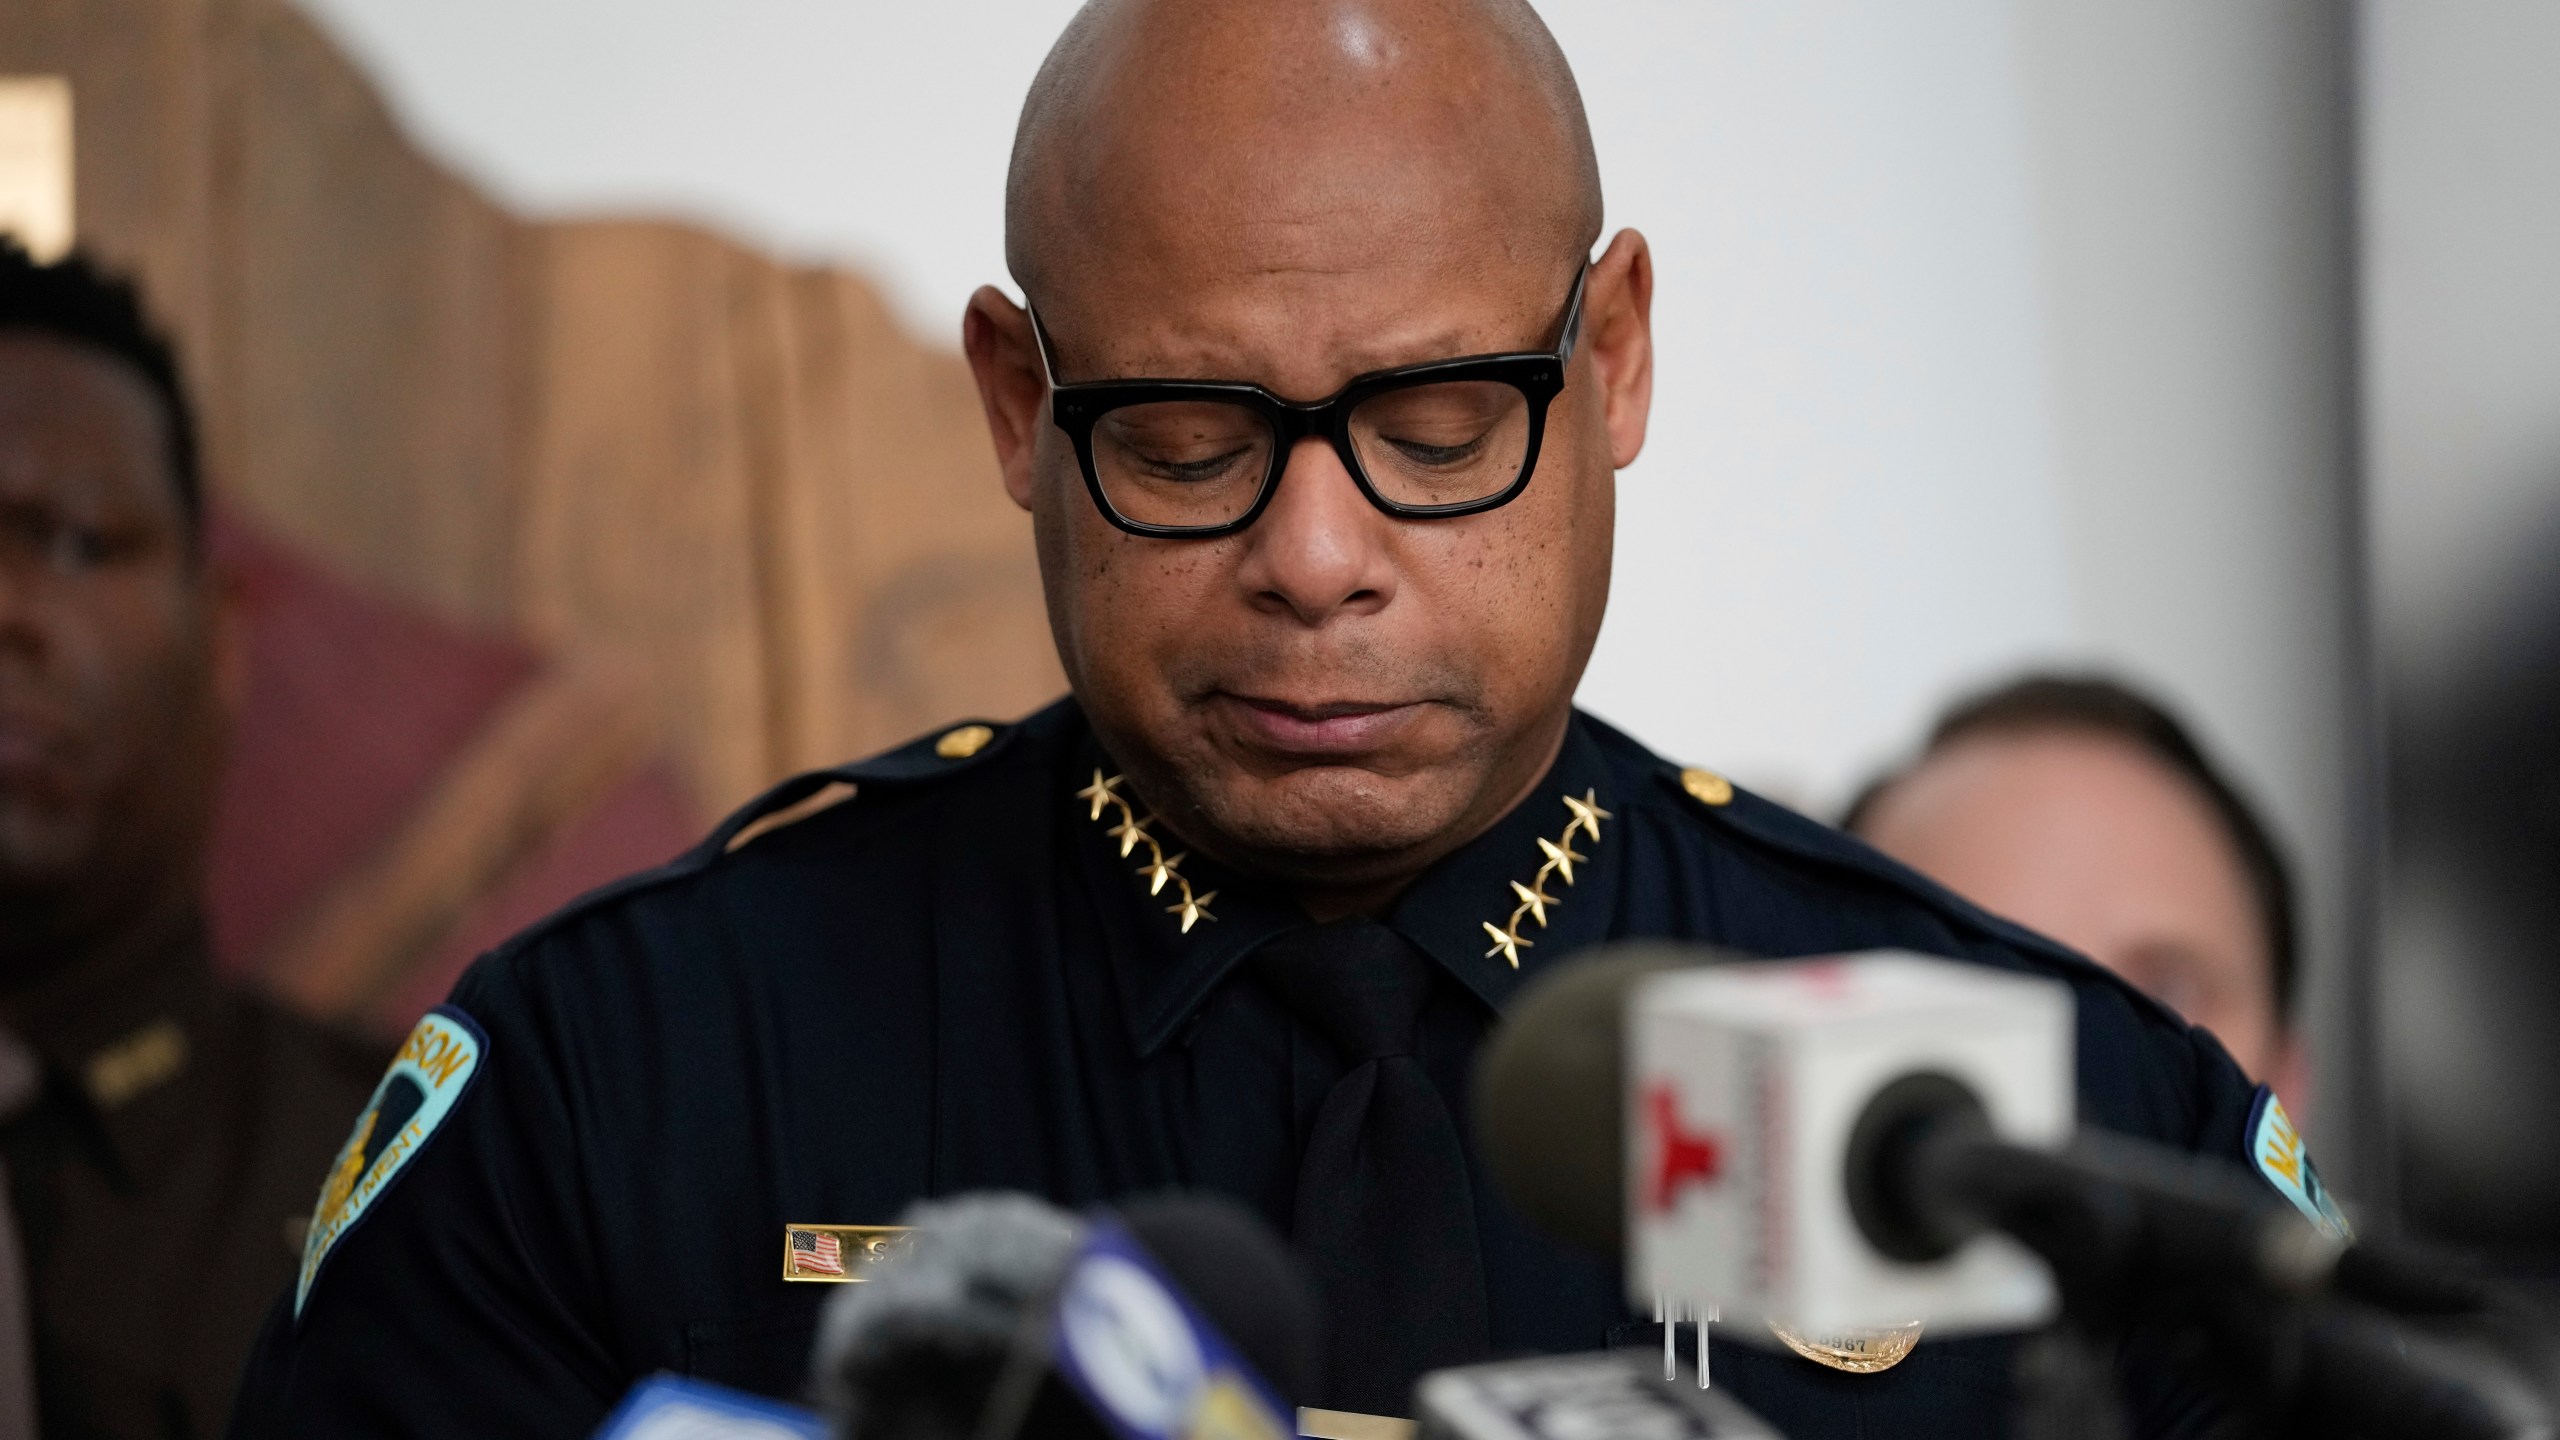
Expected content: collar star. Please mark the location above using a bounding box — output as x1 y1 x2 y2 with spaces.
1077 770 1121 822
1534 834 1586 885
1140 851 1186 897
1482 919 1534 967
1561 790 1612 843
1080 771 1216 935
1481 792 1609 969
1510 878 1559 927
1169 890 1219 934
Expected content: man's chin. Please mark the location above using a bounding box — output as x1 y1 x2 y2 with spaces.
1183 766 1473 883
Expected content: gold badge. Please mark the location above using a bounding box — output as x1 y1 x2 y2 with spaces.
1079 770 1217 933
85 1016 188 1110
1766 1318 1924 1374
935 724 996 760
1679 767 1733 807
782 1224 912 1283
1480 790 1609 968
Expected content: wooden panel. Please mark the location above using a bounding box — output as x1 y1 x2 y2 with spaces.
512 221 781 814
768 268 1063 770
0 0 213 397
2 0 1067 835
205 0 520 624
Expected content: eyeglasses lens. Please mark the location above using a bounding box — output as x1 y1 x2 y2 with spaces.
1348 380 1531 510
1088 380 1533 530
1089 401 1276 531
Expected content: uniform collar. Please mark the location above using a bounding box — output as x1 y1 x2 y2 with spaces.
0 915 214 1179
1073 714 1627 1058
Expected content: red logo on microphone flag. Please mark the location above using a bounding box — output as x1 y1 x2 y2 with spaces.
1643 1082 1723 1213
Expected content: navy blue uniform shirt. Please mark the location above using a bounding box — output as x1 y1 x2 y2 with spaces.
230 699 2271 1437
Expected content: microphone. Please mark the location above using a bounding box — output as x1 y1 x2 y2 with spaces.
811 1192 1090 1440
809 1190 1320 1440
1480 944 2079 1338
1415 1351 1778 1439
592 1374 827 1439
1474 944 2558 1440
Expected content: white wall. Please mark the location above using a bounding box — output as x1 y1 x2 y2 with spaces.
296 0 2361 1116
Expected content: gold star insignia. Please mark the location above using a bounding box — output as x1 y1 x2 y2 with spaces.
1141 851 1186 896
1510 878 1558 928
1169 890 1218 933
1106 817 1146 858
1078 769 1120 822
1535 834 1586 885
1482 920 1533 968
1562 790 1613 843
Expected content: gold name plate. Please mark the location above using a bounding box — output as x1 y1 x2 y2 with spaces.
781 1224 911 1283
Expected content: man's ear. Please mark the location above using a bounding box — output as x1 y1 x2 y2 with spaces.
2270 1031 2312 1118
1583 229 1655 471
963 287 1048 513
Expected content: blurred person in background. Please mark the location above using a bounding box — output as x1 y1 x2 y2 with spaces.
0 241 383 1439
1844 673 2301 1093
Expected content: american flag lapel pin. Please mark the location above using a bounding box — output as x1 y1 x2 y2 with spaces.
781 1224 911 1283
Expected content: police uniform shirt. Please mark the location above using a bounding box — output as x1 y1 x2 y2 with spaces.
0 923 385 1439
234 699 2282 1438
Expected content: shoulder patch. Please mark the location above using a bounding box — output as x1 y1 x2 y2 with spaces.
2246 1086 2352 1243
296 1005 488 1318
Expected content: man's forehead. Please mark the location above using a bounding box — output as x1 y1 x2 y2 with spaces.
1008 0 1600 317
0 333 174 498
0 331 160 425
1032 139 1575 387
1037 246 1569 395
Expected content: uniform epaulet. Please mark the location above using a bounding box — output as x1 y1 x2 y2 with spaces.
476 719 1025 965
706 719 1020 856
1652 759 2104 978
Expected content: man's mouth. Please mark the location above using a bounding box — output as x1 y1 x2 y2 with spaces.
1213 693 1426 757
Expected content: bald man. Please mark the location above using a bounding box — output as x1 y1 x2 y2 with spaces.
235 4 2315 1435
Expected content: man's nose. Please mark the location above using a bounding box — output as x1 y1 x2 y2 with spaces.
1232 436 1399 626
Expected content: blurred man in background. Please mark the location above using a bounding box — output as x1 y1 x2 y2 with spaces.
1845 673 2299 1089
0 241 382 1438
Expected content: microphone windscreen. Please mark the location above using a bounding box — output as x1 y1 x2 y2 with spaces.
813 1192 1083 1439
1470 943 1717 1256
1113 1192 1324 1406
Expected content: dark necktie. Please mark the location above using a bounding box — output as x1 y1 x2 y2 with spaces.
1251 919 1492 1415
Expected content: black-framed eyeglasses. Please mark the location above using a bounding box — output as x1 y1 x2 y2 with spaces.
1031 265 1588 539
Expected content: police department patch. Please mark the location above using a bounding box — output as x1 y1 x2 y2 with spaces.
295 1005 488 1318
2247 1085 2352 1243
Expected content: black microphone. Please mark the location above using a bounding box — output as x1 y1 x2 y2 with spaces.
1113 1192 1324 1408
809 1190 1322 1440
1844 1072 2554 1440
1838 1070 2339 1310
810 1192 1090 1440
1415 1351 1778 1439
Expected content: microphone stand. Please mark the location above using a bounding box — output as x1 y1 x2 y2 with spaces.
1845 1073 2556 1440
